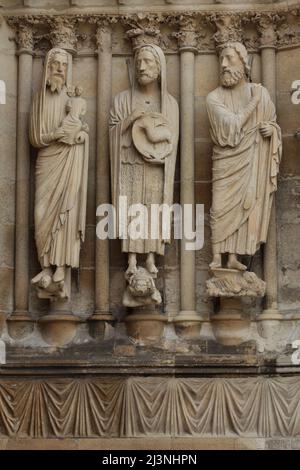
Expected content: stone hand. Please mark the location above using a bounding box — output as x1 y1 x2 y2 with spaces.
53 127 65 140
122 108 145 134
82 122 89 133
259 123 273 138
252 83 262 103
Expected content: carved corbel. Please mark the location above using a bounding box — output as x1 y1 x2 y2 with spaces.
210 13 243 49
122 12 162 50
49 17 78 54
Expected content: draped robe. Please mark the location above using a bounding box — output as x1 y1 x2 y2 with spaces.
109 45 179 255
30 86 89 268
206 83 282 255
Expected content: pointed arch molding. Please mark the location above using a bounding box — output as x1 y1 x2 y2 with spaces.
0 377 300 438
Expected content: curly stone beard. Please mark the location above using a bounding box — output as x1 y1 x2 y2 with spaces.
221 66 245 88
46 75 65 93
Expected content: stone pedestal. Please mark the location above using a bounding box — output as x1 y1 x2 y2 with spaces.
207 269 261 345
38 300 80 347
124 306 167 345
211 298 251 346
38 271 80 347
7 312 34 340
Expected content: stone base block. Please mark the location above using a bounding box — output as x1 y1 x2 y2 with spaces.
124 310 167 345
211 298 251 346
173 311 202 339
7 312 35 340
38 314 81 347
88 313 114 340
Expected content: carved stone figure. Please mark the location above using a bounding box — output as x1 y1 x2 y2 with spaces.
206 42 282 277
30 48 89 298
109 44 179 305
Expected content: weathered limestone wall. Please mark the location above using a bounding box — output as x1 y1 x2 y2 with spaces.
0 19 17 327
1 0 300 446
0 0 299 329
277 47 300 314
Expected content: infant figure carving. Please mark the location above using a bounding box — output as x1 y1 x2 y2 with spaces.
30 48 89 300
109 44 179 307
206 42 282 297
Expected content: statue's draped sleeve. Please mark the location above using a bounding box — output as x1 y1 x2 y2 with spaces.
29 92 48 149
206 89 245 148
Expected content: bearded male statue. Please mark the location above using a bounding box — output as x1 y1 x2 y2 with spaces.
206 42 282 274
30 48 89 298
109 44 179 282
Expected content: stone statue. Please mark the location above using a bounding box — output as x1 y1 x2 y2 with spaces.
30 48 89 298
109 44 179 303
206 42 282 276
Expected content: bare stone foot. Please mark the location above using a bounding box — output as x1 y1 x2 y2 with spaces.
53 266 65 283
209 254 222 269
146 260 158 275
146 253 158 275
126 264 138 276
227 256 247 271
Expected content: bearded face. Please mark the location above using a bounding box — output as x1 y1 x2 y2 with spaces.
220 47 246 88
136 49 160 86
46 52 68 93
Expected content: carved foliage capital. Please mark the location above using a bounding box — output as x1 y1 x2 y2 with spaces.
174 16 198 51
17 23 34 51
95 24 112 52
6 17 34 52
254 13 281 48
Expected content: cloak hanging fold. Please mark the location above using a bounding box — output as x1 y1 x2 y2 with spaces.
30 48 89 268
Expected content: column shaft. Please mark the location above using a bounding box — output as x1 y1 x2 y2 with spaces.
260 46 279 313
180 50 196 314
95 28 112 317
14 51 33 314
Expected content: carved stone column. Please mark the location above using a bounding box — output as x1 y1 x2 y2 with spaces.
173 18 202 339
257 15 283 325
7 23 35 340
89 23 114 339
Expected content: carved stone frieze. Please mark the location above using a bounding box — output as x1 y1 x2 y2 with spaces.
0 377 300 438
4 9 300 54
